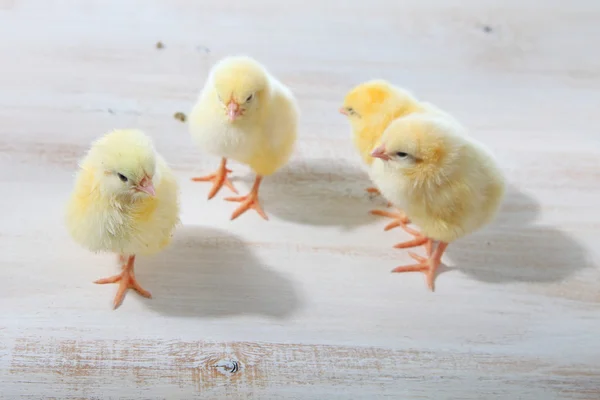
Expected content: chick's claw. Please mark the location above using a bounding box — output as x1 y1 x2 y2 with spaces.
94 255 151 309
191 157 238 199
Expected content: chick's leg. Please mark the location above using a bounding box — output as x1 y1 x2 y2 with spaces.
94 255 151 309
191 157 238 199
392 241 448 291
225 175 268 221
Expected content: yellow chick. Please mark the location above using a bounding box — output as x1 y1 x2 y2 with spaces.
369 113 505 291
189 55 298 220
339 80 426 231
65 129 180 308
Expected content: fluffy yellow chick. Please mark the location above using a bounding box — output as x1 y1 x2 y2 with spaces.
189 55 298 220
65 129 180 308
369 113 505 291
339 80 426 231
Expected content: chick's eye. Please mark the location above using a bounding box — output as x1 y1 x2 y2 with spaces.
117 173 128 182
245 94 253 102
396 152 408 158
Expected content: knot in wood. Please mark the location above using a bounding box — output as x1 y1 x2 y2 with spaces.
213 359 240 375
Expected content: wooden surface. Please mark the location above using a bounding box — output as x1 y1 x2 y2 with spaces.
1 0 600 398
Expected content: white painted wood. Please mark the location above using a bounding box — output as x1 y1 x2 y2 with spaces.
0 0 599 398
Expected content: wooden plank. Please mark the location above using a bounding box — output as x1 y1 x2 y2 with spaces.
5 337 600 399
0 0 599 398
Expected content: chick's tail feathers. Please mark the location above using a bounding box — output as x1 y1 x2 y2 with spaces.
392 241 448 291
192 157 238 199
94 255 151 309
225 175 268 221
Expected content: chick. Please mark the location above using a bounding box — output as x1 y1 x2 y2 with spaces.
65 129 180 308
369 113 505 291
189 55 298 220
339 80 425 231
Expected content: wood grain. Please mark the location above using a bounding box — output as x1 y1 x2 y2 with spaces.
1 0 599 399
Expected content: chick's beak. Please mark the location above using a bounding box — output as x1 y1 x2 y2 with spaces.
137 176 156 196
226 101 242 121
339 107 348 116
371 145 391 161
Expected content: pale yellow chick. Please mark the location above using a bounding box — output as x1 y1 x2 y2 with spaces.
340 80 424 167
65 129 180 308
339 80 428 231
189 55 298 220
369 113 505 291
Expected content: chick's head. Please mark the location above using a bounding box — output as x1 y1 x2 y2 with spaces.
371 116 463 185
211 56 270 122
340 80 419 128
86 129 158 199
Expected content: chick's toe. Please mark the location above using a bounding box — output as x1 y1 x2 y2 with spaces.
225 175 268 220
392 241 448 291
390 221 437 251
370 209 411 230
192 157 238 199
94 255 151 309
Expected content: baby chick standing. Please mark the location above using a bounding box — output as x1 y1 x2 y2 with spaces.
340 80 447 234
65 129 180 309
189 55 298 220
369 113 505 291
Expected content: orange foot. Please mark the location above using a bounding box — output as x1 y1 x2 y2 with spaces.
192 157 238 199
392 221 431 250
94 255 151 309
225 175 268 221
370 209 411 231
392 241 449 291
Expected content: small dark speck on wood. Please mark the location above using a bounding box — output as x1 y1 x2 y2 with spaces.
482 25 493 33
174 112 187 122
156 41 165 49
197 45 211 54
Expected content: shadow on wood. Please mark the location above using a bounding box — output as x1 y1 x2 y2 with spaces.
233 158 381 229
137 225 302 319
446 184 594 284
